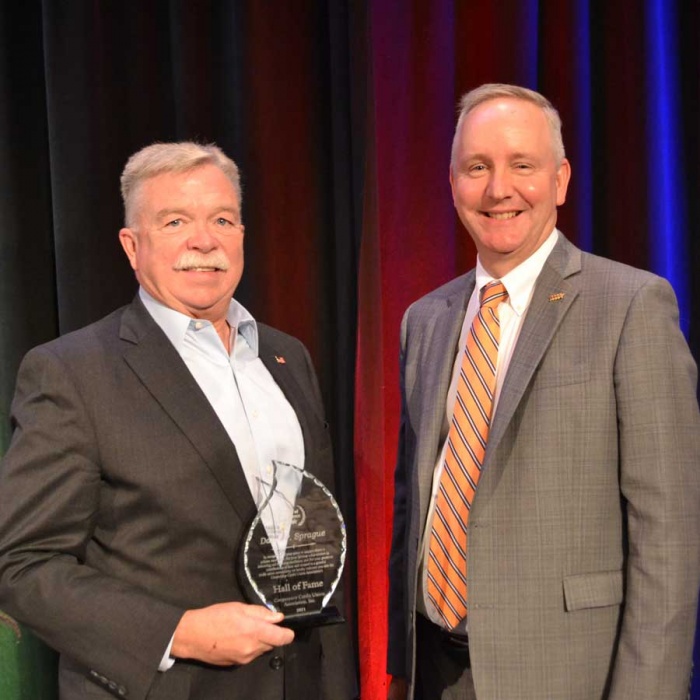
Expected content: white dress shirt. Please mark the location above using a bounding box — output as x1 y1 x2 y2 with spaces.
420 229 560 629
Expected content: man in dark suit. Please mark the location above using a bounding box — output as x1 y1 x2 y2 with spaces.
387 84 700 700
0 142 355 700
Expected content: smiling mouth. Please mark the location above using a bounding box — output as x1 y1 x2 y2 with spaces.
174 265 226 272
484 211 520 220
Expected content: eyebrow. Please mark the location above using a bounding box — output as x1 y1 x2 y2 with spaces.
154 206 241 220
155 208 187 220
212 207 241 217
461 151 538 162
508 152 539 161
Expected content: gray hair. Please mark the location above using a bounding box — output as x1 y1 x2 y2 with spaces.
120 141 242 228
450 83 566 168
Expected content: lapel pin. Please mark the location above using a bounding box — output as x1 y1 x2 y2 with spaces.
548 292 565 302
275 355 286 364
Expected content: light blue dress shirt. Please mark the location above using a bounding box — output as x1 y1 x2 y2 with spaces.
140 289 307 671
139 288 305 565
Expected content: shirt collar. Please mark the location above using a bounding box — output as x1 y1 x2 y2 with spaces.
475 228 560 317
138 288 259 356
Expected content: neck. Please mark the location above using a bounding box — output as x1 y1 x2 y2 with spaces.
213 319 232 353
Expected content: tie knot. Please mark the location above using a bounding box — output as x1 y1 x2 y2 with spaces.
480 281 508 309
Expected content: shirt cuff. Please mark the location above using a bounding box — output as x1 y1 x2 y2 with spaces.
158 634 176 672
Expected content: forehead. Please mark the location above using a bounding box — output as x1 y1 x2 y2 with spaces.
457 98 553 155
138 164 240 212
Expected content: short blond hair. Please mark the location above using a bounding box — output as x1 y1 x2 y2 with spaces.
451 83 566 168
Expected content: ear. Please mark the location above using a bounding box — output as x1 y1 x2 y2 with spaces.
555 158 571 206
449 166 457 206
119 228 139 271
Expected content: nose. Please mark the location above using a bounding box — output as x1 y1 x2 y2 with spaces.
485 167 513 201
187 222 219 251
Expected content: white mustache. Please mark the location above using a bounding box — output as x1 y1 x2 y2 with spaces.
173 251 230 271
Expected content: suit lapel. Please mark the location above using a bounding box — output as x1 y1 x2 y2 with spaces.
119 297 257 524
258 338 321 467
416 273 475 519
480 235 582 488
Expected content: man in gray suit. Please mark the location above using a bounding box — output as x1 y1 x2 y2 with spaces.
387 84 700 700
0 142 355 700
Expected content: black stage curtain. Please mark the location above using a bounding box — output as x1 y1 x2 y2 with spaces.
0 3 365 696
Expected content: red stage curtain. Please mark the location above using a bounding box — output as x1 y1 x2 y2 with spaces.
355 2 700 698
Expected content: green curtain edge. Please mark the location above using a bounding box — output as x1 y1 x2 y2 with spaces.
0 613 58 700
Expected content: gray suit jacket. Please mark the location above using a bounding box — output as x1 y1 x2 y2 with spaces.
388 234 700 700
0 296 355 700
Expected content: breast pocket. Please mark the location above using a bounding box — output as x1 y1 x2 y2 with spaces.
530 347 590 390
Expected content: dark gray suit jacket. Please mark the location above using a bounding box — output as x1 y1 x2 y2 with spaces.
388 234 700 700
0 296 355 700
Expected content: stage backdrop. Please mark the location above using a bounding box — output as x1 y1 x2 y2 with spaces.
0 2 698 699
0 2 364 697
354 0 700 698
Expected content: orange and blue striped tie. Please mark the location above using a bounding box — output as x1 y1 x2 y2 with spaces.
427 280 508 629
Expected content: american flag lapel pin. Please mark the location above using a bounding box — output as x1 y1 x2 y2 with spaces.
275 355 286 364
548 292 565 302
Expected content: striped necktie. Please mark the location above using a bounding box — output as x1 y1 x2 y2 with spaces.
427 280 508 629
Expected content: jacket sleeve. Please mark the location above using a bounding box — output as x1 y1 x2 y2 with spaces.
0 346 183 700
608 277 700 700
387 309 412 678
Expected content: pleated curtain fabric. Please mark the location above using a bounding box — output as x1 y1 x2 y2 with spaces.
427 280 508 629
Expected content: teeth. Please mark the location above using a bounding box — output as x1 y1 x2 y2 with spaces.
488 211 518 220
189 267 217 271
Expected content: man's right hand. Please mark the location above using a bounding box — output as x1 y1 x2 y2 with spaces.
388 676 408 700
171 601 295 666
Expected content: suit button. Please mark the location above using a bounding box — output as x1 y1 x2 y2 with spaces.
269 655 284 670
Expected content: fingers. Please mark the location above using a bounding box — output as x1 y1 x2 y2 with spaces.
243 605 294 648
243 603 285 622
171 601 295 666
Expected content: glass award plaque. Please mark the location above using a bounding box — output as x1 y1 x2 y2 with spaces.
239 461 346 629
